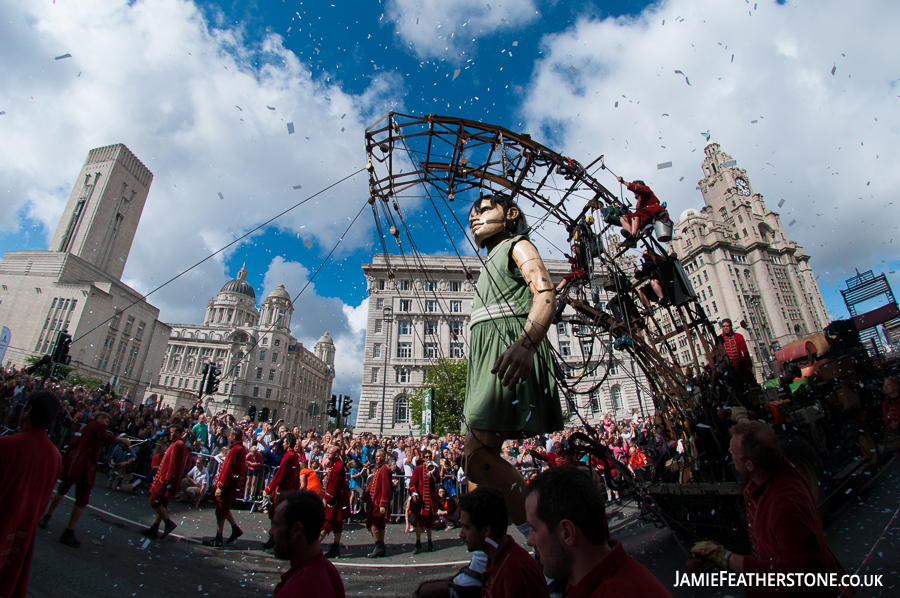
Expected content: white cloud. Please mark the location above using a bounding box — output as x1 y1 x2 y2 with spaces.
0 0 401 333
519 0 900 309
386 0 539 61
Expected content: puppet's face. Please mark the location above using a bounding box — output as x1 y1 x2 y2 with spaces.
469 198 518 248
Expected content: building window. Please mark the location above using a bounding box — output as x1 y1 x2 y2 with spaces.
610 385 623 411
371 368 379 383
450 343 464 359
589 389 601 414
372 343 381 358
399 299 412 312
608 361 619 375
425 281 437 292
450 281 461 292
738 214 744 223
450 300 462 313
123 315 135 335
375 319 383 333
256 367 263 379
742 228 748 237
274 339 280 346
397 342 412 358
399 280 411 291
192 379 198 390
376 299 384 310
560 341 571 356
265 389 272 399
272 352 278 363
268 369 275 381
425 300 437 312
398 321 412 335
262 337 268 345
580 339 592 356
259 351 266 362
557 321 567 336
109 312 121 329
708 287 713 297
35 288 42 294
449 321 464 337
253 387 260 397
368 401 377 419
378 279 386 290
424 321 438 336
424 343 438 359
395 396 409 423
396 368 411 384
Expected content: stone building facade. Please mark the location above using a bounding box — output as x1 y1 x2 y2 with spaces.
147 266 335 430
355 254 650 436
0 144 170 400
668 141 829 380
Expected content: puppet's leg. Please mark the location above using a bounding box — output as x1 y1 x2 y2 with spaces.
464 429 527 524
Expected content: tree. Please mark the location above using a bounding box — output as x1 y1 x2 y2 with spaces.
408 358 468 436
24 355 71 383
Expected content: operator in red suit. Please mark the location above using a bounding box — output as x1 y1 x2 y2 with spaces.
692 420 847 597
617 177 667 244
260 433 301 550
210 428 247 547
363 448 392 558
40 410 132 547
320 444 348 559
0 390 61 598
143 425 189 540
409 449 441 555
717 318 756 385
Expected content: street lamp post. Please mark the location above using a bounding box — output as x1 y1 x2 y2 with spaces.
379 306 393 436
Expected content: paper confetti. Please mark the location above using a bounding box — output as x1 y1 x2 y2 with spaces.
751 119 758 124
788 219 797 227
0 111 5 116
679 176 684 181
778 199 785 207
287 122 295 134
674 70 691 85
235 105 242 111
54 53 72 60
303 239 313 249
724 160 736 167
267 105 275 110
614 101 618 108
569 66 579 74
657 161 673 169
831 65 836 76
452 69 461 81
217 192 224 200
292 184 302 190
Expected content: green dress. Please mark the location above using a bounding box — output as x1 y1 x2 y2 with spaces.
463 235 563 438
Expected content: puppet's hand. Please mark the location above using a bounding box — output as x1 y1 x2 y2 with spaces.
492 341 535 390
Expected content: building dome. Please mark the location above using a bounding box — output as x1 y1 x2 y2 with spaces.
220 265 256 299
317 331 335 346
266 284 291 301
678 208 701 222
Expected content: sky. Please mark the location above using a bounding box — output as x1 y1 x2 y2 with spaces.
1 0 898 407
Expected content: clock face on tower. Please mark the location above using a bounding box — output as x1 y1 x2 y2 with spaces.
735 177 751 196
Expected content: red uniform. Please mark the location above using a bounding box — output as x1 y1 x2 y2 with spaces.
322 459 348 535
58 419 117 507
274 551 345 598
264 449 301 518
742 458 846 598
532 451 566 468
621 182 666 229
719 330 755 384
364 463 392 530
214 441 248 519
408 463 440 529
0 428 61 598
482 535 550 598
883 396 900 436
565 539 671 598
149 438 189 509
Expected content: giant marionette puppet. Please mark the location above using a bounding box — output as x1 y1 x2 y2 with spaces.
464 193 563 528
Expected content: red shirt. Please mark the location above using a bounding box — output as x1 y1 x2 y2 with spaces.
0 428 62 598
566 540 671 598
274 551 345 598
533 451 566 467
366 463 392 510
742 458 846 597
322 459 348 521
883 397 900 435
626 182 665 214
265 449 301 495
408 463 439 516
482 536 550 598
149 439 189 497
215 441 248 501
60 419 117 487
719 331 755 383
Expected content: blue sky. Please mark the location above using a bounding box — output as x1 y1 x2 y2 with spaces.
1 0 898 399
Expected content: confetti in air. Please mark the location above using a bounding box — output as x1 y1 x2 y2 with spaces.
788 219 797 227
217 192 224 200
287 122 295 134
54 53 72 60
657 161 673 170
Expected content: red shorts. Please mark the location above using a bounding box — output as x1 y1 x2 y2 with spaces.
57 477 91 508
366 511 387 530
215 497 235 520
150 493 169 509
322 519 343 535
412 512 435 529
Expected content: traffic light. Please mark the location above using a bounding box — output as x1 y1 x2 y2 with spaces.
328 394 338 418
248 405 256 421
51 331 72 365
205 364 221 395
341 396 353 419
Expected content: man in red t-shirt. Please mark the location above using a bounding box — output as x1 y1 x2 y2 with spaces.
458 487 549 598
143 425 189 540
529 442 566 468
39 411 132 547
0 390 62 598
525 466 671 598
271 490 345 598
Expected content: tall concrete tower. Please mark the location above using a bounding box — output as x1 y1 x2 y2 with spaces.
49 144 153 280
